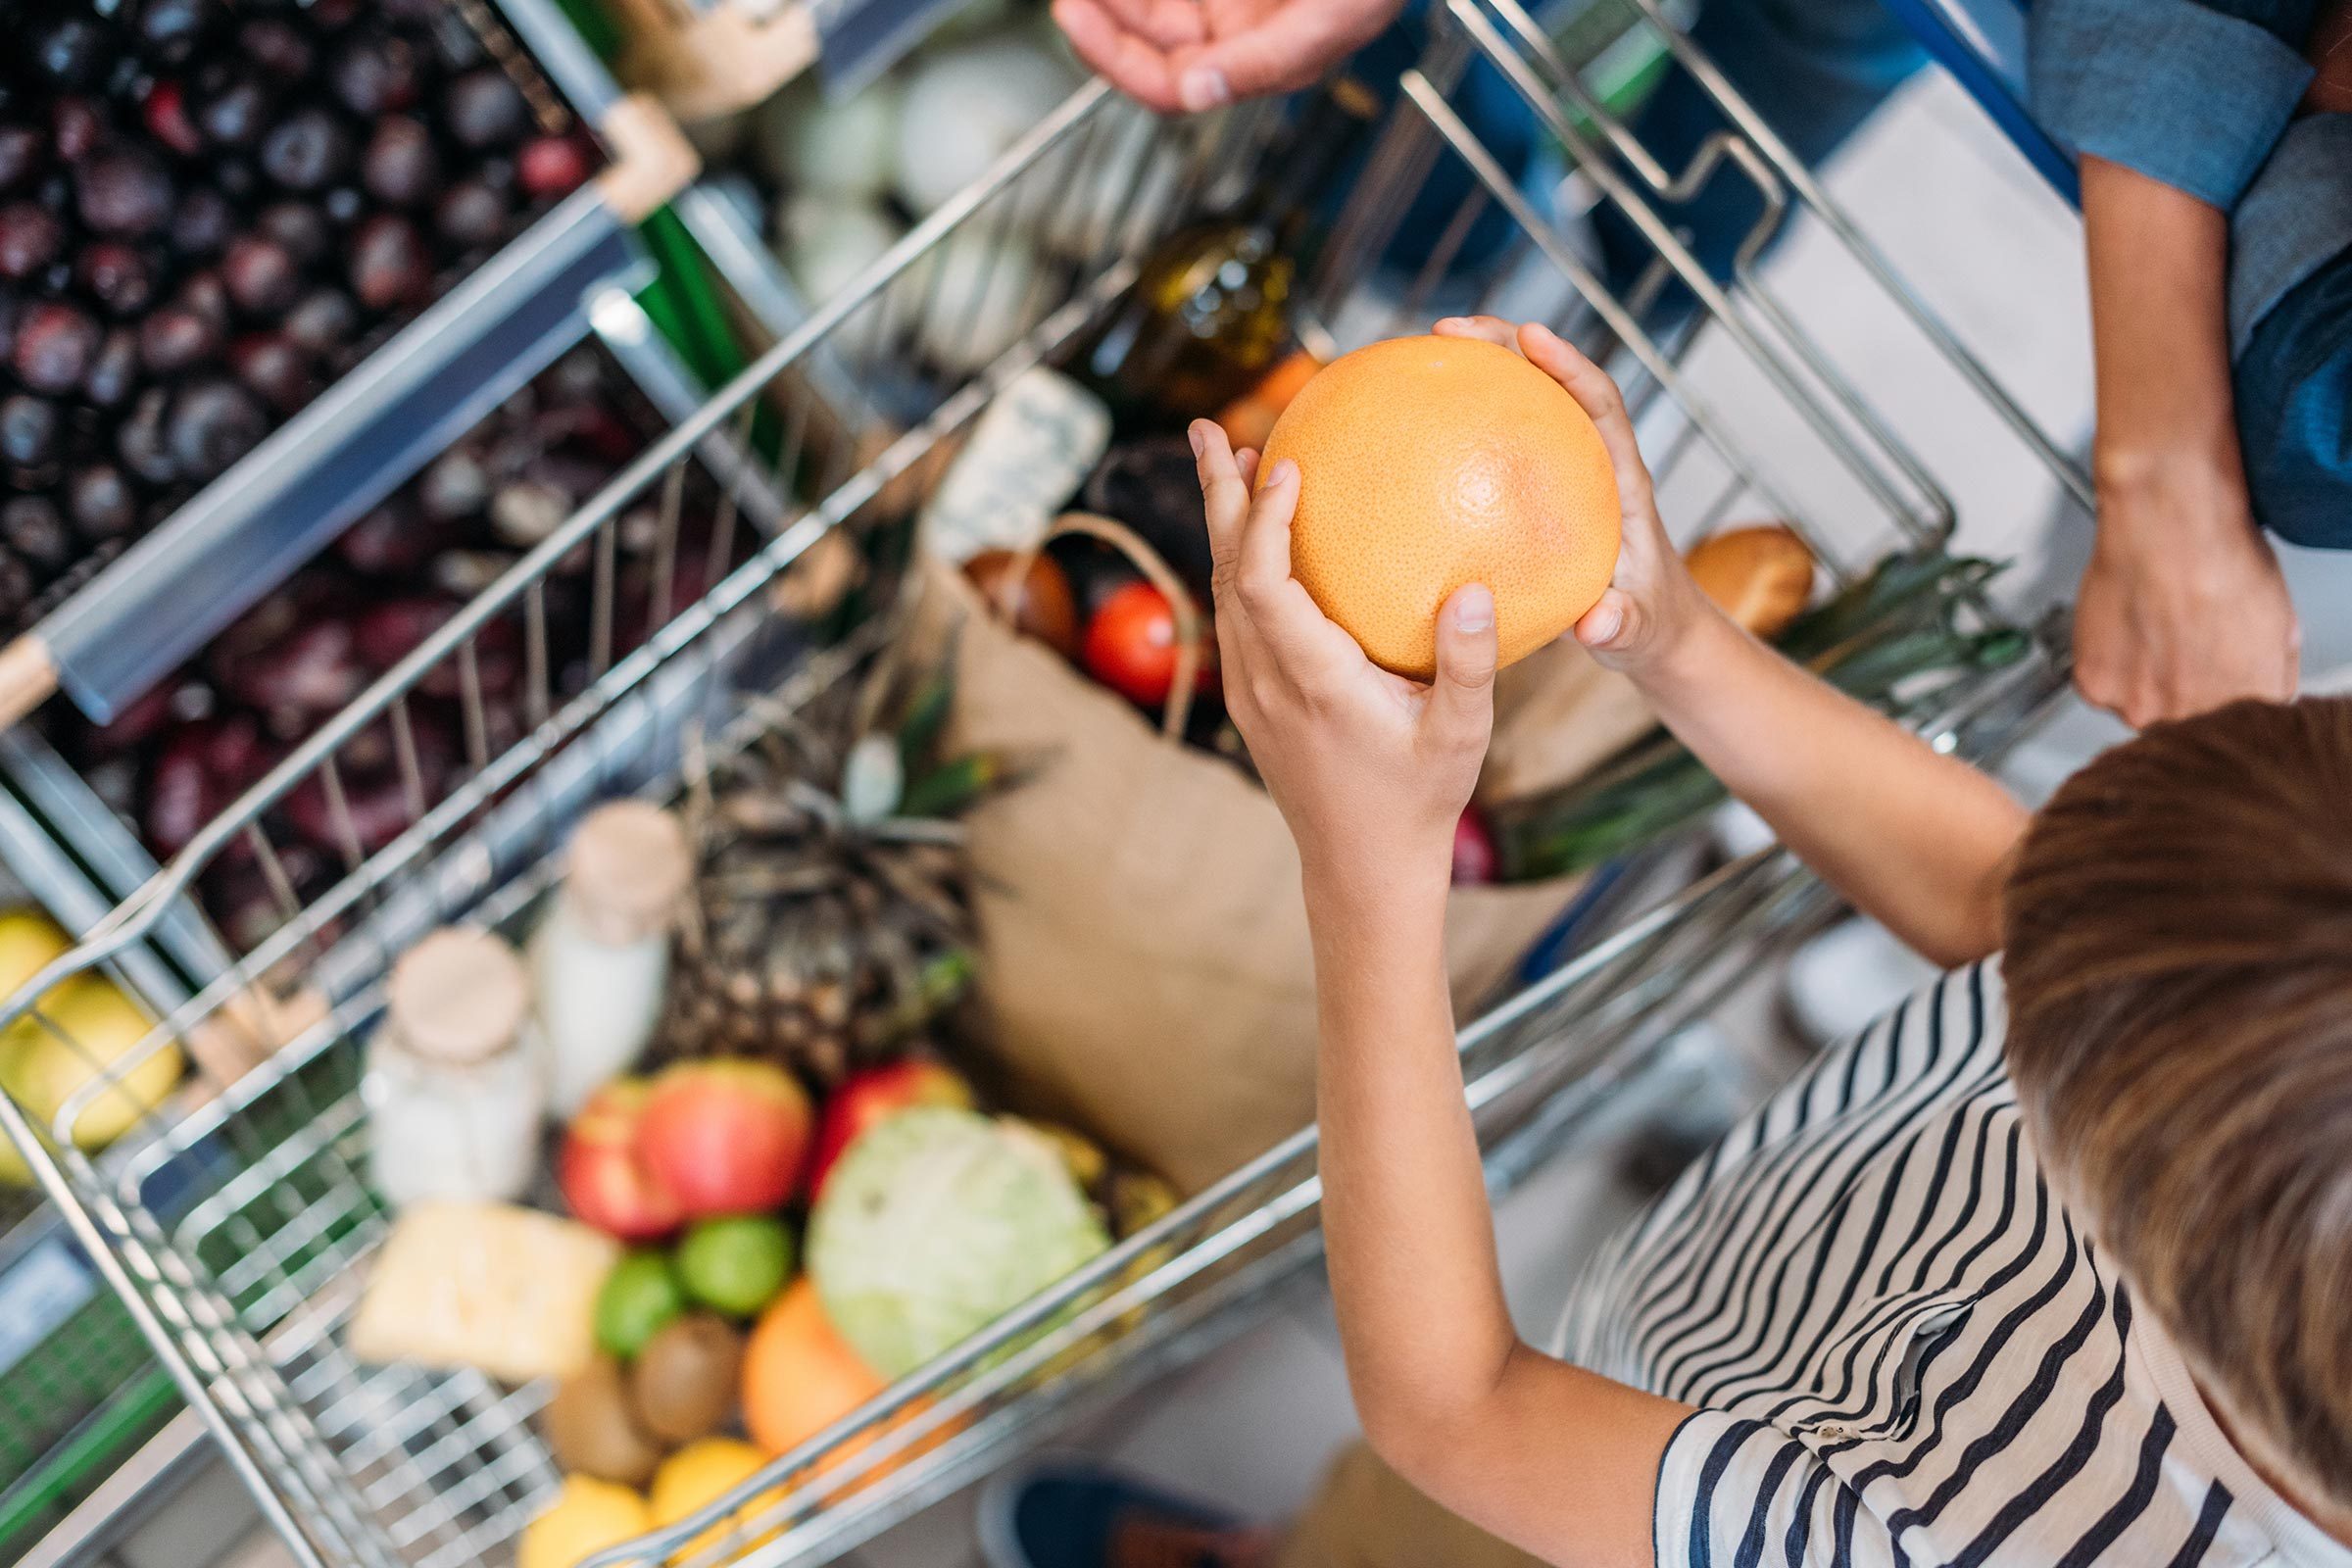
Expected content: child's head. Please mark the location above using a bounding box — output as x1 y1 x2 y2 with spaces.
2003 696 2352 1517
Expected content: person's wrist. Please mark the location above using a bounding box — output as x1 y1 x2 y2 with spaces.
2090 438 2256 548
1299 838 1451 936
1623 598 1742 702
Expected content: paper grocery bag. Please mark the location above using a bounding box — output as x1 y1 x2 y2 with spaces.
913 549 1651 1194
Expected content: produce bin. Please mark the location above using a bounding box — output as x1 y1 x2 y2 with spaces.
0 780 205 1564
0 0 699 732
0 1 2083 1565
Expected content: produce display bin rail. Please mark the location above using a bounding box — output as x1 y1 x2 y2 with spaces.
0 1 2080 1563
0 0 699 733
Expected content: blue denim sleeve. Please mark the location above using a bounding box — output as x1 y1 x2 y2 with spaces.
2027 0 2315 210
2230 115 2352 550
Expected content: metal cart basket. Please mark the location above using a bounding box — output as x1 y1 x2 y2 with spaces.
0 2 2082 1564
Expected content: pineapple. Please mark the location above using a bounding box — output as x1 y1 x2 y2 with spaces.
656 644 1009 1088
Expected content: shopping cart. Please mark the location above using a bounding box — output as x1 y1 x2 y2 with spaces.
0 1 2082 1564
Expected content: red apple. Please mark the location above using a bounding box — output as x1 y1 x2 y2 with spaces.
637 1060 813 1218
559 1079 685 1242
807 1059 976 1200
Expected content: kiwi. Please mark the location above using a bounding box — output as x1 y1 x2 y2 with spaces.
543 1355 663 1487
627 1312 744 1446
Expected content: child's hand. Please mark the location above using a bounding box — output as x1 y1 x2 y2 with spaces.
1430 318 1718 681
1189 419 1494 912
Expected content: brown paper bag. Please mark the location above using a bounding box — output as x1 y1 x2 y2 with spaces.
917 537 1653 1193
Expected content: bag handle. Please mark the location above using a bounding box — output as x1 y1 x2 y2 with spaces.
996 513 1204 741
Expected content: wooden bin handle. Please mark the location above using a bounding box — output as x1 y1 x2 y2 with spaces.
996 514 1205 742
0 636 57 734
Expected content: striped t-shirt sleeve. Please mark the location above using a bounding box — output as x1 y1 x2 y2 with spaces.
1653 1411 1897 1568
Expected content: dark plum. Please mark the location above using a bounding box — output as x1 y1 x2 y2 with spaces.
0 125 43 194
75 150 174 238
254 200 330 266
139 305 217 374
117 386 176 483
166 377 267 480
0 553 34 621
172 268 227 326
336 496 447 574
362 116 439 208
146 714 272 855
227 332 314 413
212 156 258 201
2 496 74 574
140 79 204 157
433 178 507 250
83 325 140 406
218 616 368 719
349 214 429 310
193 68 270 149
220 235 300 317
0 204 65 281
170 184 233 257
327 37 420 118
238 18 315 81
68 465 139 540
259 106 353 191
134 0 213 63
14 301 101 393
516 135 593 202
321 185 362 224
0 394 58 468
75 241 157 317
419 449 489 520
282 287 357 356
0 288 17 362
50 99 105 164
445 72 531 150
33 16 113 91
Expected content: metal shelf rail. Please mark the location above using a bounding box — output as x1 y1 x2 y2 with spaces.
0 3 2080 1563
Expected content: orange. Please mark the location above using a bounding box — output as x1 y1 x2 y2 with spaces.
740 1281 960 1496
1259 334 1621 678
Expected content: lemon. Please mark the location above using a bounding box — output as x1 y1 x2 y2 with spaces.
0 975 177 1187
516 1476 652 1568
649 1438 781 1560
0 909 70 999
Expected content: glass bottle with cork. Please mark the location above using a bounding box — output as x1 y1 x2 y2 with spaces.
528 799 692 1116
365 927 542 1209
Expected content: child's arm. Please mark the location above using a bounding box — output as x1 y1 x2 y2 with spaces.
1433 318 2030 966
1190 421 1690 1567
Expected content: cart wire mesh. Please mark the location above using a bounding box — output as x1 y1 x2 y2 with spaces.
0 6 2081 1565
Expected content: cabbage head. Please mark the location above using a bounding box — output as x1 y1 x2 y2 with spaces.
808 1107 1110 1377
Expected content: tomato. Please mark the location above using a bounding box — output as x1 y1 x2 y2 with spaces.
1083 581 1212 709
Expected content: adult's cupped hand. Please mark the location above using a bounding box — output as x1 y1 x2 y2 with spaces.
1052 0 1404 112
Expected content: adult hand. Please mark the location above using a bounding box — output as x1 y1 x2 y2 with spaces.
1430 316 1721 682
1052 0 1402 114
1189 417 1494 906
2074 454 2300 728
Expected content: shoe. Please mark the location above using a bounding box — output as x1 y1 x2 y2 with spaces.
979 1456 1268 1568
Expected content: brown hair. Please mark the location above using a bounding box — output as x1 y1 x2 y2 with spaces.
2003 696 2352 1511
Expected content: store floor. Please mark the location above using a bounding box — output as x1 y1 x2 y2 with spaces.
140 60 2349 1568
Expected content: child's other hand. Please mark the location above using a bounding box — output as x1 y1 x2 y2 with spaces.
1189 419 1494 914
1430 318 1716 681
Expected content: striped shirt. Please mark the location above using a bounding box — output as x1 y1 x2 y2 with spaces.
1556 959 2352 1568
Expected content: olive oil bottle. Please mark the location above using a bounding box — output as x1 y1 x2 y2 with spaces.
1076 76 1379 424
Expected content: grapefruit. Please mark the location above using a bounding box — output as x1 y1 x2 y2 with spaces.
740 1280 961 1493
1258 335 1621 678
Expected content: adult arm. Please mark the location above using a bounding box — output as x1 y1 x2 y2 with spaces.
1438 319 2030 967
2071 156 2299 725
